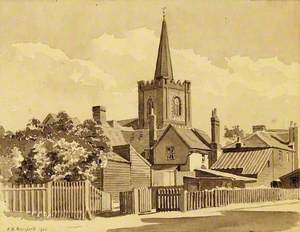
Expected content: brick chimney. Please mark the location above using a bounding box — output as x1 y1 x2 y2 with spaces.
294 123 299 169
252 125 266 133
289 121 299 169
289 121 295 143
211 108 220 145
149 107 157 163
149 107 157 148
92 106 106 125
235 137 242 149
210 108 221 167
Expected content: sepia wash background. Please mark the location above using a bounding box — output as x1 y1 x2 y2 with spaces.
0 0 299 139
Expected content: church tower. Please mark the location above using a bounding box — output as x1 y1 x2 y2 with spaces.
138 14 192 129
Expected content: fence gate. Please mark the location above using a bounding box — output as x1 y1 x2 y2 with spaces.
134 187 152 214
119 187 152 214
156 187 181 211
119 191 133 214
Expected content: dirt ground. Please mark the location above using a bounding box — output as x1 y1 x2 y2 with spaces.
1 200 300 232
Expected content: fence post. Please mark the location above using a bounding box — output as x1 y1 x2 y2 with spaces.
133 188 139 214
46 181 52 218
85 180 92 219
179 189 187 212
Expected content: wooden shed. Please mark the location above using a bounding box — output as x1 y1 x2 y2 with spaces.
183 168 256 191
93 151 131 202
113 144 151 188
279 169 300 188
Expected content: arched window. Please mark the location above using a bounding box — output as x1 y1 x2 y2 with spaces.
173 97 181 117
147 98 153 115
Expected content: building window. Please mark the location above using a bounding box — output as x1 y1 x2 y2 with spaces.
147 98 153 116
267 160 271 168
166 146 175 160
202 155 206 163
172 97 181 117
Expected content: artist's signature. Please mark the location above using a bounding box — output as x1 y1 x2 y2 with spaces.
6 227 47 232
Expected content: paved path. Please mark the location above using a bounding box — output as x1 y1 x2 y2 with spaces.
1 200 300 232
109 200 300 232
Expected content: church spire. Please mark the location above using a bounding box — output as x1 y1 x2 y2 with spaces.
154 10 173 80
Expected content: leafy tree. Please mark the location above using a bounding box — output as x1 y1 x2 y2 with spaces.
0 125 5 138
14 149 41 184
224 125 245 141
10 111 111 183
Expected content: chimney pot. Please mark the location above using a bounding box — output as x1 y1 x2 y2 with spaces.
92 105 106 125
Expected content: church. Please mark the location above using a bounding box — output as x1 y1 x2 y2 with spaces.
90 15 222 187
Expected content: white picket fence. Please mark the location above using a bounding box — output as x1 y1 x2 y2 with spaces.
121 187 300 214
183 188 300 211
0 180 112 219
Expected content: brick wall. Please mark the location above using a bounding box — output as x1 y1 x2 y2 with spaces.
246 148 294 187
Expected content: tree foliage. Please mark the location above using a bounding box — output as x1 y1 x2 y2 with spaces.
7 111 111 184
224 125 245 141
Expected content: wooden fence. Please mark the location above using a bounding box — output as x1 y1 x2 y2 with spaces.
183 188 300 211
156 188 181 211
0 180 112 219
120 187 152 214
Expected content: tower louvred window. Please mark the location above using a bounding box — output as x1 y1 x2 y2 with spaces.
147 98 153 115
173 97 181 117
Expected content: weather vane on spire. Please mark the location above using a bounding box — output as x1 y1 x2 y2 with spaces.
162 7 166 19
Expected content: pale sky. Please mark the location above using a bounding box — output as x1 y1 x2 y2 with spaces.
0 0 299 134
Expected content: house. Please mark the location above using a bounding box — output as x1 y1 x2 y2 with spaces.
279 169 300 188
211 126 297 187
42 113 81 126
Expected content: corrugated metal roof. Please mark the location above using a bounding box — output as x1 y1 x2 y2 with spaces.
211 148 273 175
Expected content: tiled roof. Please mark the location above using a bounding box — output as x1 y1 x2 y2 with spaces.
258 132 292 151
122 125 211 154
173 126 211 150
117 118 139 128
102 126 128 147
105 151 130 163
225 131 293 151
195 168 256 182
211 148 273 175
122 128 165 154
192 129 211 146
279 168 300 180
267 130 289 143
